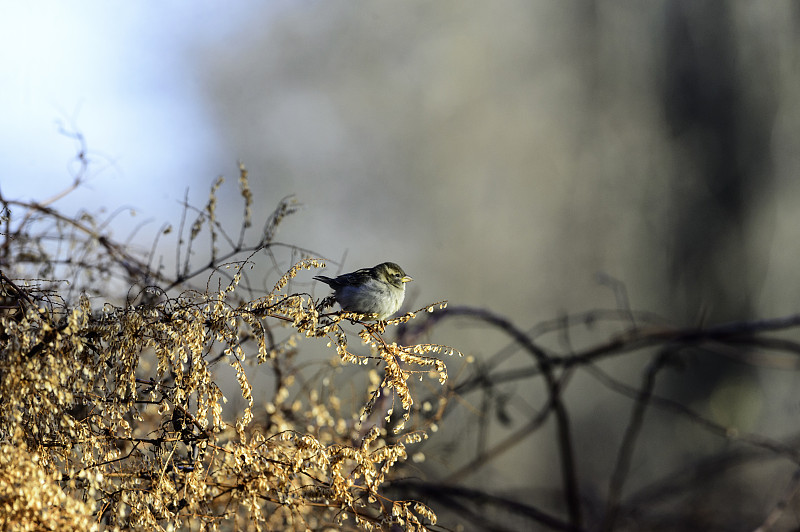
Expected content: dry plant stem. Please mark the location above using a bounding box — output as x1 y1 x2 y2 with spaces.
2 198 154 282
406 306 800 530
561 313 800 369
584 363 800 462
753 467 800 532
445 379 562 482
389 479 582 532
0 271 35 310
601 350 671 532
413 306 583 529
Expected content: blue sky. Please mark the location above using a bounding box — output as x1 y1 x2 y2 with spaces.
0 1 271 214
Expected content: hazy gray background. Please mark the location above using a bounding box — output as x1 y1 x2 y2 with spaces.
6 2 799 322
5 1 800 528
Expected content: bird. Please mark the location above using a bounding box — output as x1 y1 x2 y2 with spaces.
313 262 413 320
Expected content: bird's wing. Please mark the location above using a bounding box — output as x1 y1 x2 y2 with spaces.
334 267 374 286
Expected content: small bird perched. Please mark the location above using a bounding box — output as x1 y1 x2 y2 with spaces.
314 262 413 320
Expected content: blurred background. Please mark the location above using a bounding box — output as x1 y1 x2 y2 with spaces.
5 1 800 529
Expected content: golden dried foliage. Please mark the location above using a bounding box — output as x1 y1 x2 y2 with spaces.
0 168 457 531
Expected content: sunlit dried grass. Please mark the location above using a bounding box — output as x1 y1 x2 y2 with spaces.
0 165 456 531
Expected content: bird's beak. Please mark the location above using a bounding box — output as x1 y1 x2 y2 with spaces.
401 275 413 283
